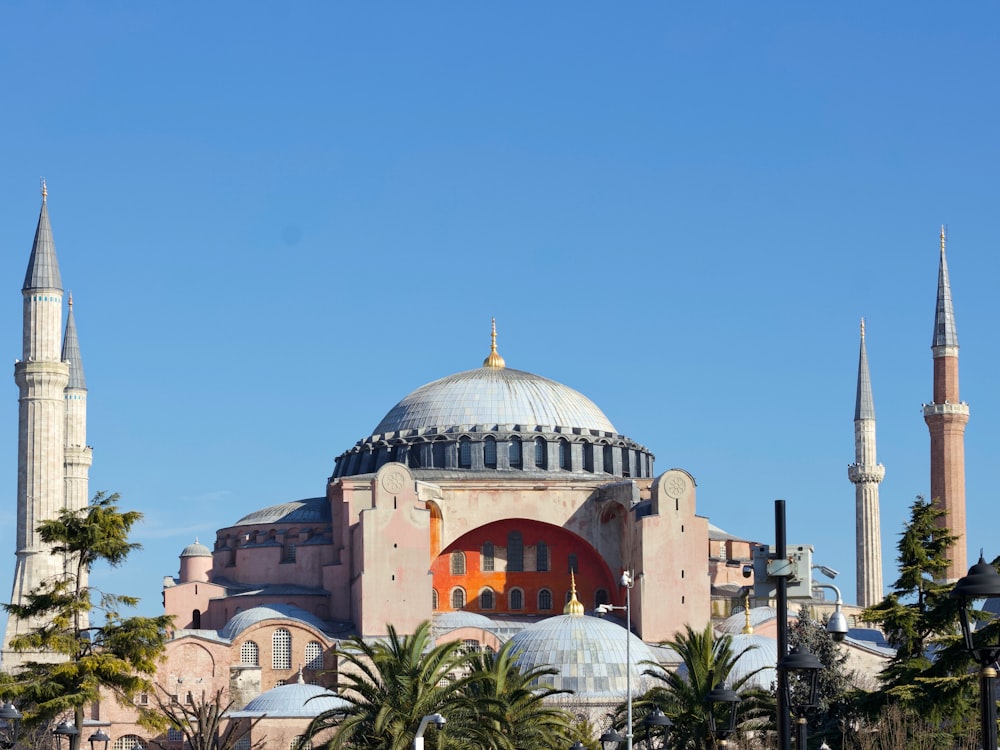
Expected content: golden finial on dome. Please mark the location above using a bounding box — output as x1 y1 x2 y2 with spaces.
40 178 47 203
482 317 506 369
742 591 753 634
563 570 584 616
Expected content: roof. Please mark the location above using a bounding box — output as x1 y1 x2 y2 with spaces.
228 681 349 718
932 229 959 350
233 497 329 527
181 540 212 557
62 300 86 389
220 604 334 640
23 193 63 291
855 321 875 421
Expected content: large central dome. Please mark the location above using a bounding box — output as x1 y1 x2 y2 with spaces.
372 366 617 435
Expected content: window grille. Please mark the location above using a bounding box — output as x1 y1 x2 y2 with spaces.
272 628 292 670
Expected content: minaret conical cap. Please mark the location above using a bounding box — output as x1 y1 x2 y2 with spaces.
563 571 584 616
932 226 959 350
62 295 86 390
482 318 506 368
23 179 63 292
855 318 874 421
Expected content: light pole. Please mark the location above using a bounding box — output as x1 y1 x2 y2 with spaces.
705 684 740 748
779 646 823 750
88 729 111 750
950 554 1000 750
413 713 446 750
642 707 672 749
52 720 78 750
597 570 635 750
0 702 22 750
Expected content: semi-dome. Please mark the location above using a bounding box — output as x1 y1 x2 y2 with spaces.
509 613 661 697
221 604 332 640
372 366 617 435
180 540 212 558
725 633 778 690
233 497 330 527
228 678 349 718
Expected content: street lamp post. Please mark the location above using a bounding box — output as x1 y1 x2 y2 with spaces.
52 720 78 750
597 571 636 750
0 702 22 750
950 555 1000 750
87 729 111 750
642 707 672 750
705 684 740 748
413 713 446 750
779 646 823 750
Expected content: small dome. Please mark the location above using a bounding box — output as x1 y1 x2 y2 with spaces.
233 497 329 527
229 682 349 718
724 633 778 690
432 611 498 635
718 607 778 634
509 614 661 697
180 540 212 558
221 605 331 640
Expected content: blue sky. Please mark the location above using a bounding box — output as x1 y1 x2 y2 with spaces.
1 3 999 619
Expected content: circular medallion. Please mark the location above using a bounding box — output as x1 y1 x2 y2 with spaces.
382 470 406 494
665 474 687 498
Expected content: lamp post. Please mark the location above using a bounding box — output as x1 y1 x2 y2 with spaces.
642 707 672 749
88 729 111 750
596 570 636 750
0 702 22 750
950 554 1000 750
52 720 78 750
779 646 823 750
413 714 446 750
706 684 740 748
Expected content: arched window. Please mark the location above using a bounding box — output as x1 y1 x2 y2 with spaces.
305 641 323 670
459 438 472 468
479 588 495 610
509 438 522 468
432 440 446 467
272 628 291 669
509 588 524 610
558 439 570 470
235 738 252 750
291 737 312 750
451 588 466 609
191 609 201 628
450 551 467 575
481 542 495 572
240 640 259 666
568 554 579 573
603 445 614 473
113 737 146 750
595 589 610 607
621 448 632 477
534 438 547 469
507 531 523 572
536 541 549 572
432 589 439 609
538 589 553 611
484 437 497 469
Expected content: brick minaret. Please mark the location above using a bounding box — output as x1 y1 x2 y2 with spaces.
848 319 884 607
922 226 968 582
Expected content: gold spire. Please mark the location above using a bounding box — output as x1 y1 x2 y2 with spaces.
741 591 753 634
563 571 584 616
482 318 506 369
40 178 47 203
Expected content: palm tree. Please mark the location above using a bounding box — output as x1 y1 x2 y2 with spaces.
304 621 495 750
626 624 771 750
463 640 575 750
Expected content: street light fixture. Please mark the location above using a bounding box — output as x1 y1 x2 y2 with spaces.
0 702 22 750
950 554 1000 750
52 720 79 750
779 646 824 750
88 728 111 750
596 571 636 750
642 707 672 749
600 727 625 750
705 684 740 747
812 582 849 642
412 714 446 750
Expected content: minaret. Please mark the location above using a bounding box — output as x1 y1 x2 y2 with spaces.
923 226 969 582
62 295 92 515
3 182 71 669
848 319 885 607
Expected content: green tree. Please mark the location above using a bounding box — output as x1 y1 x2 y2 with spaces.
304 621 495 750
787 605 853 743
463 640 574 750
2 492 173 750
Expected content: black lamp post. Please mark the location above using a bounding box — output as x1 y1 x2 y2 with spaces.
950 554 1000 750
642 707 672 750
0 702 22 750
706 684 740 748
569 742 586 750
600 727 625 750
52 720 78 750
779 646 824 749
87 729 111 750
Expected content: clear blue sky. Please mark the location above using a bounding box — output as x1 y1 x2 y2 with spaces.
1 3 999 618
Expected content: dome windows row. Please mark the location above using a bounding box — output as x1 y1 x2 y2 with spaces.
434 585 609 612
238 631 326 673
449 533 573 574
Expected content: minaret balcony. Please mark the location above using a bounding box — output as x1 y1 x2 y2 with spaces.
922 401 970 417
848 464 885 483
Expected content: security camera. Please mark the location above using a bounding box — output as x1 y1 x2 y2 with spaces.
826 609 849 642
434 715 447 730
595 604 611 617
742 564 753 579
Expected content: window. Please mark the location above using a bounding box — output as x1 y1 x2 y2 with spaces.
113 736 147 750
568 554 578 573
272 628 292 669
480 588 495 610
595 589 609 607
463 639 481 654
291 736 312 750
432 440 446 467
167 729 184 742
507 531 523 572
282 543 296 563
138 692 149 706
234 738 252 750
536 541 549 572
558 439 570 470
484 437 497 469
305 641 323 670
450 551 467 575
481 542 495 572
191 609 201 628
240 640 259 666
538 589 553 611
432 589 439 609
621 448 631 477
459 438 472 468
451 588 466 609
534 438 547 469
509 438 522 468
604 445 614 473
509 588 524 610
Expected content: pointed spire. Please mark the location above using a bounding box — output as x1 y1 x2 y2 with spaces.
22 181 63 292
62 295 86 389
563 571 584 616
482 318 506 369
855 318 874 421
932 225 959 350
741 591 753 634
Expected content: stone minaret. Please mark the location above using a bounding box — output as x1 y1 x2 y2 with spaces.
923 226 969 582
2 183 82 669
848 319 884 607
62 295 91 515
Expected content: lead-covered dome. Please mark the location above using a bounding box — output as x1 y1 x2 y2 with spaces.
373 367 617 435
